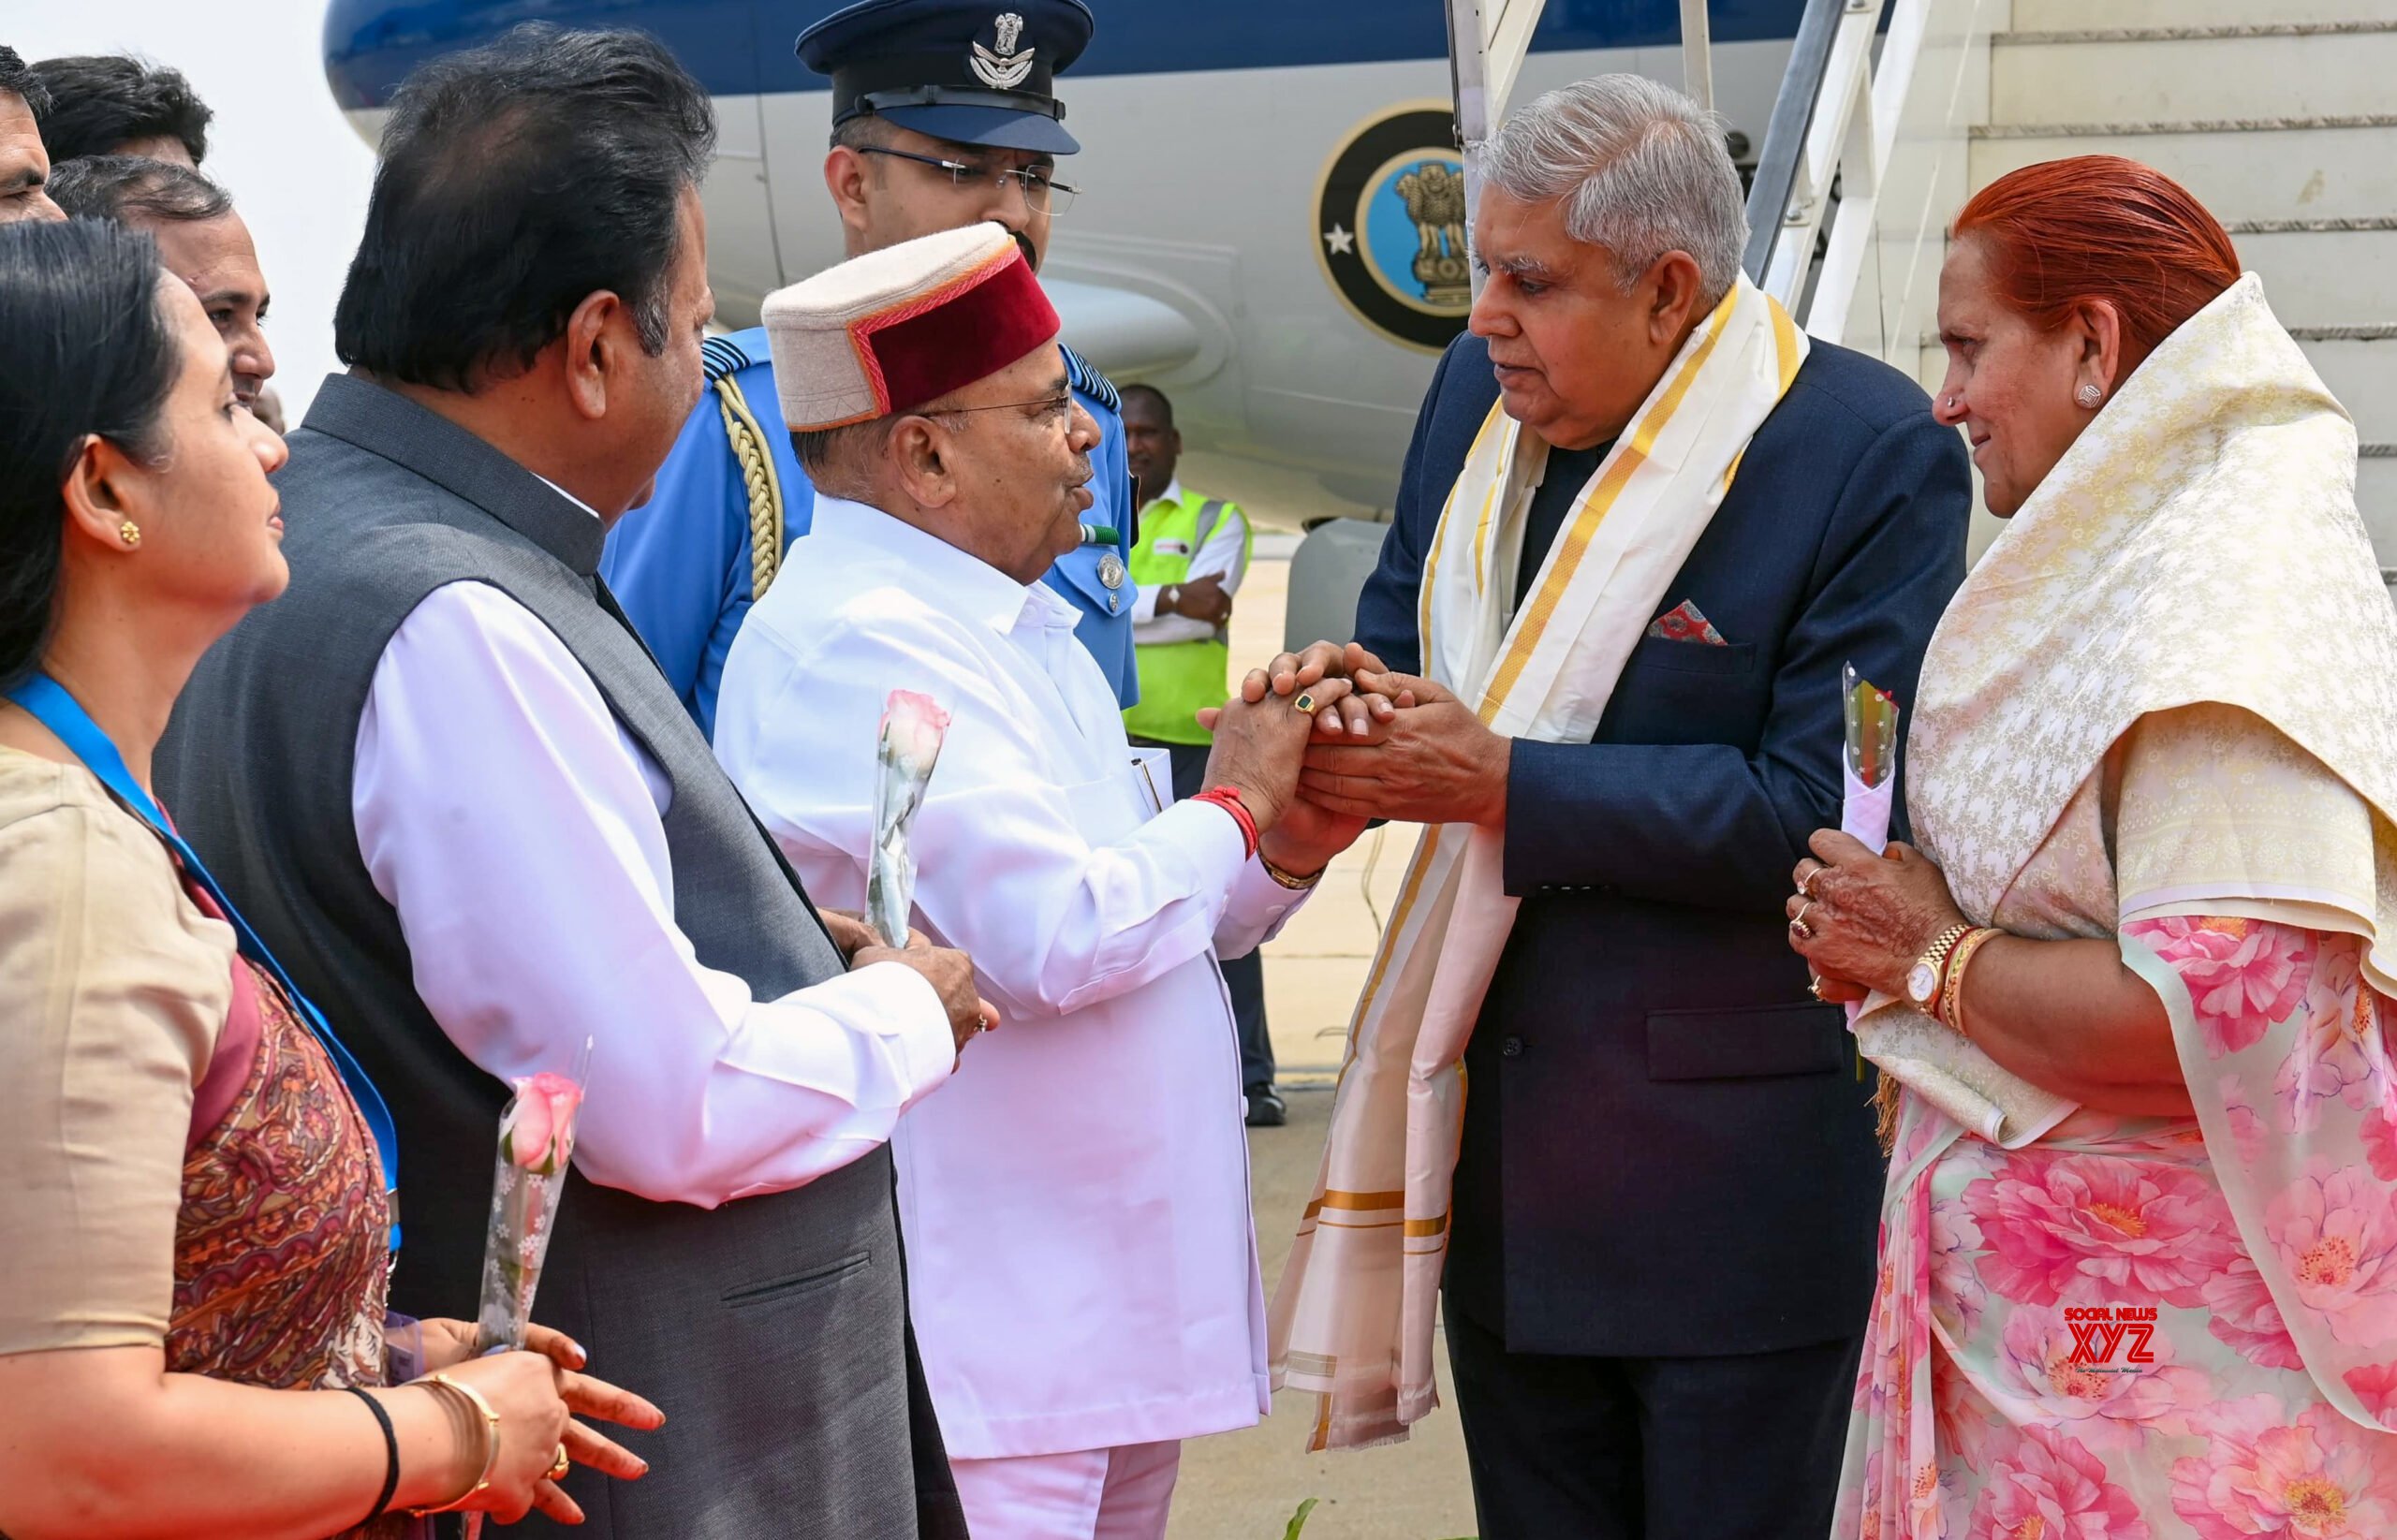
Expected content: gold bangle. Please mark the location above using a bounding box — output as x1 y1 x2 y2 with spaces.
1261 855 1324 890
406 1371 503 1517
1939 927 2003 1037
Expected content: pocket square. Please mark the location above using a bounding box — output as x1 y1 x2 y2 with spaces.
1647 600 1728 646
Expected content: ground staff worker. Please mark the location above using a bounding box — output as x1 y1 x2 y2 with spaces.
1120 383 1282 1125
599 0 1138 736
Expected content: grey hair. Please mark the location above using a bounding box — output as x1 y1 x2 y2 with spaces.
1472 74 1748 305
791 403 969 495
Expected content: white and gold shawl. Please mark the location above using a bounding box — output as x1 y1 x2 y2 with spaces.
1907 271 2397 1001
1269 277 1806 1450
1875 273 2397 1145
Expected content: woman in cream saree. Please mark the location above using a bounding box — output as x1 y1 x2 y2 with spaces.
1795 158 2397 1539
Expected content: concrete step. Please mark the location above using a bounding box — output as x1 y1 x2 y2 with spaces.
2014 0 2397 25
2358 451 2397 565
1970 120 2397 227
1918 228 2397 333
2298 335 2397 444
2233 226 2397 331
1991 24 2397 125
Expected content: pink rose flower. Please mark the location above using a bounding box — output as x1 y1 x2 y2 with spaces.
1934 1350 1995 1478
2171 1397 2397 1540
2128 917 2313 1059
2363 1102 2397 1185
1931 1198 1990 1340
502 1071 584 1174
2222 1074 2269 1170
2264 1163 2397 1346
1968 1425 2150 1540
1962 1152 2241 1309
2204 1253 2303 1370
879 689 951 769
2341 1361 2397 1430
2276 958 2374 1134
1993 1306 2211 1452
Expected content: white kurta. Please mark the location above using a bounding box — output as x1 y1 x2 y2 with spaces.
352 579 957 1208
716 495 1294 1459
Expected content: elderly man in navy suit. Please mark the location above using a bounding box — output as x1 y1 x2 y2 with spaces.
1261 77 1968 1540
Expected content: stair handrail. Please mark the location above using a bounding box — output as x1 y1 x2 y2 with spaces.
1742 0 1847 285
1746 0 1957 355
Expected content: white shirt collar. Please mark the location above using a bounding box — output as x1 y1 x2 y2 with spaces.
1144 477 1185 512
808 494 1077 637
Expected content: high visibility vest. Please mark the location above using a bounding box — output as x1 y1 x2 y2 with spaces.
1123 491 1250 746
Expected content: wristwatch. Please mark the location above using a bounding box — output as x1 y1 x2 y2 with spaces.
1905 923 1976 1009
1162 583 1182 615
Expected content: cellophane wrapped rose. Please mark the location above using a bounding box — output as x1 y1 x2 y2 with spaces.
471 1070 584 1355
868 689 950 948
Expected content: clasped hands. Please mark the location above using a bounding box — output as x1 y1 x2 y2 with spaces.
1196 640 1513 856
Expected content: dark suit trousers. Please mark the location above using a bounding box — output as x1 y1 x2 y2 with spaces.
1444 1297 1860 1540
1137 737 1276 1089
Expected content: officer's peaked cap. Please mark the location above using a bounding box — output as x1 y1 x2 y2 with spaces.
796 0 1096 156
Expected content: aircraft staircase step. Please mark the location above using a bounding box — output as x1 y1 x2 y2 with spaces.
2228 224 2397 331
2013 0 2397 28
1972 118 2397 227
1992 22 2397 125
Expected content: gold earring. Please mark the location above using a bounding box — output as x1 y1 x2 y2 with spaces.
118 521 142 549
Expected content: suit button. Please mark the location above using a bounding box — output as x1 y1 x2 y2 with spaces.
1500 1036 1524 1059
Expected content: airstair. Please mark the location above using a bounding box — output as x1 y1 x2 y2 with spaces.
1977 0 2397 597
1739 0 2397 597
1442 0 2397 603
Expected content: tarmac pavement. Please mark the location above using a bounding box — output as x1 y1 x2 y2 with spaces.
1165 552 1481 1540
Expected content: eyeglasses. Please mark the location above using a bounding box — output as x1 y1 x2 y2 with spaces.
922 390 1078 425
857 146 1080 216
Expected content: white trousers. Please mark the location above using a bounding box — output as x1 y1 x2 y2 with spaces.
949 1439 1183 1540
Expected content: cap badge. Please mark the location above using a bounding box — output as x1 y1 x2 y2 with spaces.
971 12 1035 90
1097 551 1126 591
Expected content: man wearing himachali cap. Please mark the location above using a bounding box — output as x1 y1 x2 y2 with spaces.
598 0 1140 738
713 223 1376 1538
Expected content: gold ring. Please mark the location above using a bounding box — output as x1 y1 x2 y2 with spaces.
1809 975 1826 1001
1800 864 1824 899
1789 900 1816 940
1293 692 1320 716
547 1444 571 1482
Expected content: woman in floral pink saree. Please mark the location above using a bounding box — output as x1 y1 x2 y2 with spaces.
1792 157 2397 1540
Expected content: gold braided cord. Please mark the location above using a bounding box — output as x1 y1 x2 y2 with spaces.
713 374 786 598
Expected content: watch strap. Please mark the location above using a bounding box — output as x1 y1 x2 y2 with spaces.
1910 922 1975 1006
1938 926 2003 1035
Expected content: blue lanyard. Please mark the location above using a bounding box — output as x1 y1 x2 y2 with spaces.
7 673 401 1247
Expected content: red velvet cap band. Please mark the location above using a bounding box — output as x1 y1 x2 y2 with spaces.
851 244 1062 418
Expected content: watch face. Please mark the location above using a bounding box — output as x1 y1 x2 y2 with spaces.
1907 961 1941 1005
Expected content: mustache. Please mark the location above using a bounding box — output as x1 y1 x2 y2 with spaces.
1012 228 1038 271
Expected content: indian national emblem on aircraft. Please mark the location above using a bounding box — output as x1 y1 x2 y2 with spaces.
1315 105 1473 353
1394 161 1471 309
971 13 1036 91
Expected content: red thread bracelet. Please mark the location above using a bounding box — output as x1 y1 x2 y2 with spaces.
1189 785 1259 859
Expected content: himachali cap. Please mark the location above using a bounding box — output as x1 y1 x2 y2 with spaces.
795 0 1096 155
761 221 1062 432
